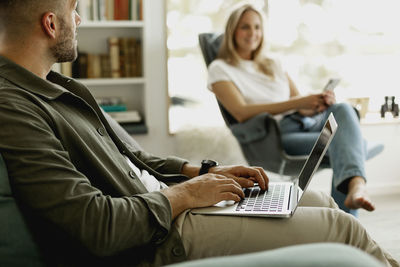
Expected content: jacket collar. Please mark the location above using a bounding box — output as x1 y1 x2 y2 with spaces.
0 54 69 99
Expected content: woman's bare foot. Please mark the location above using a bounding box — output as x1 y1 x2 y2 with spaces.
344 176 375 211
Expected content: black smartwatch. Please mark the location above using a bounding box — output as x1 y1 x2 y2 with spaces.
199 159 219 175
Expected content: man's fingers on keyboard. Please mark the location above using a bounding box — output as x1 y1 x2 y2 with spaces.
255 166 269 190
218 192 242 202
236 177 255 188
219 184 245 198
251 166 269 190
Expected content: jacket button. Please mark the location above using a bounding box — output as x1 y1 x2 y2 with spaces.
97 127 105 136
172 246 184 257
129 171 136 179
153 231 164 243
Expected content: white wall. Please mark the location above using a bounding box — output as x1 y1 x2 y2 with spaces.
133 0 176 157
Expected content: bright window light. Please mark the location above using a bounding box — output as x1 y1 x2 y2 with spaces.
167 0 400 133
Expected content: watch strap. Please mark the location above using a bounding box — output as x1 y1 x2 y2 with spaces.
199 159 218 175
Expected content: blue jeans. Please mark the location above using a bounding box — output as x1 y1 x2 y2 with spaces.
279 103 366 216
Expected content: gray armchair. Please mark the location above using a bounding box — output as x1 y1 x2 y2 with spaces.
199 32 328 176
198 33 384 215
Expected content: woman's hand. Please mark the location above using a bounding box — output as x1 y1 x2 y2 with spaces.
323 90 336 106
297 94 327 111
297 91 336 114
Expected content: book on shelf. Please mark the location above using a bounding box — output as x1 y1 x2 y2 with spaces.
114 0 129 20
119 37 141 77
87 54 102 78
91 0 99 20
108 37 121 78
134 39 142 77
71 52 88 78
60 62 72 77
77 0 90 22
97 97 128 112
106 0 114 20
78 0 142 21
107 110 142 123
100 54 112 78
100 105 127 112
97 97 142 124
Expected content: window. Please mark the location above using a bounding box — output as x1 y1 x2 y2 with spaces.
167 0 400 133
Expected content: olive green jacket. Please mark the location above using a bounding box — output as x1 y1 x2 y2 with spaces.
0 55 188 266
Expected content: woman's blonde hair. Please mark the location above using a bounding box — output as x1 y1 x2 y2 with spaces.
218 4 275 78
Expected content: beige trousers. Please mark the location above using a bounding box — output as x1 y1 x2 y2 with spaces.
174 190 399 267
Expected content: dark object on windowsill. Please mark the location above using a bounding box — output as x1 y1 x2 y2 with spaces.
380 96 399 118
170 96 198 106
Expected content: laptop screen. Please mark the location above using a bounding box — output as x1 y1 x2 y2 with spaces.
298 113 337 191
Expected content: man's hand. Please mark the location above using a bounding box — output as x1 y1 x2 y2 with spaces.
208 165 269 191
161 173 245 219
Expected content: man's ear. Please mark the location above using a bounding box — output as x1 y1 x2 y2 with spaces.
41 12 57 39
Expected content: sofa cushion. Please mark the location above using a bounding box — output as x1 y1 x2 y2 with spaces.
166 243 383 267
0 154 45 267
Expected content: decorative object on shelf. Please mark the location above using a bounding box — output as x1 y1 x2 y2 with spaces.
380 96 399 118
347 97 369 119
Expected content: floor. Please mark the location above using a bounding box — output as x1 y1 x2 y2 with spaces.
358 189 400 262
308 171 400 262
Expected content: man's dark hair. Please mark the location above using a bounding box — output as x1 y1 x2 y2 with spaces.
0 0 64 38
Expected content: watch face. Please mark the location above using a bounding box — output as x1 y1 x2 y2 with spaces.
201 159 218 166
199 160 218 175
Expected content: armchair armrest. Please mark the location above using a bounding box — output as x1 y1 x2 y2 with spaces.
230 112 281 146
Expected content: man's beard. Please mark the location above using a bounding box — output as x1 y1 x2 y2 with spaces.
51 19 78 63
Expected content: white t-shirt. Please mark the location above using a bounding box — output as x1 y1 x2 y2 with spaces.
124 156 167 192
207 58 291 119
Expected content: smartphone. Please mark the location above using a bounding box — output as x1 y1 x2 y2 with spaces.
323 79 340 92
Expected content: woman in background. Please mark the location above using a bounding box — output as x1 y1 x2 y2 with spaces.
207 4 374 213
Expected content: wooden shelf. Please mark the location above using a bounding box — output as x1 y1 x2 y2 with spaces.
78 78 145 86
80 21 144 28
360 112 400 125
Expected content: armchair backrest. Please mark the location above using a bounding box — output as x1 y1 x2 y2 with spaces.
0 154 45 267
198 33 239 126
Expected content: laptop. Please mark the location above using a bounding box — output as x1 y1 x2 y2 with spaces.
191 113 338 218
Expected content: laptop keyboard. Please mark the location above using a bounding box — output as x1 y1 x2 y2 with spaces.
236 184 285 213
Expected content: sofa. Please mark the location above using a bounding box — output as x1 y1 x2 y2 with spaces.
0 152 384 267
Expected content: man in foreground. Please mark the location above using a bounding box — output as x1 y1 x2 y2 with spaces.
0 1 398 266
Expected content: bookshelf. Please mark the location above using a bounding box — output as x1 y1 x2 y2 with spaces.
58 0 147 134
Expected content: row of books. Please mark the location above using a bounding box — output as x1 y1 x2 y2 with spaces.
78 0 143 21
97 97 143 123
61 37 142 79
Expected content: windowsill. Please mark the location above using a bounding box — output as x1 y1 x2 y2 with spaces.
360 112 400 125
